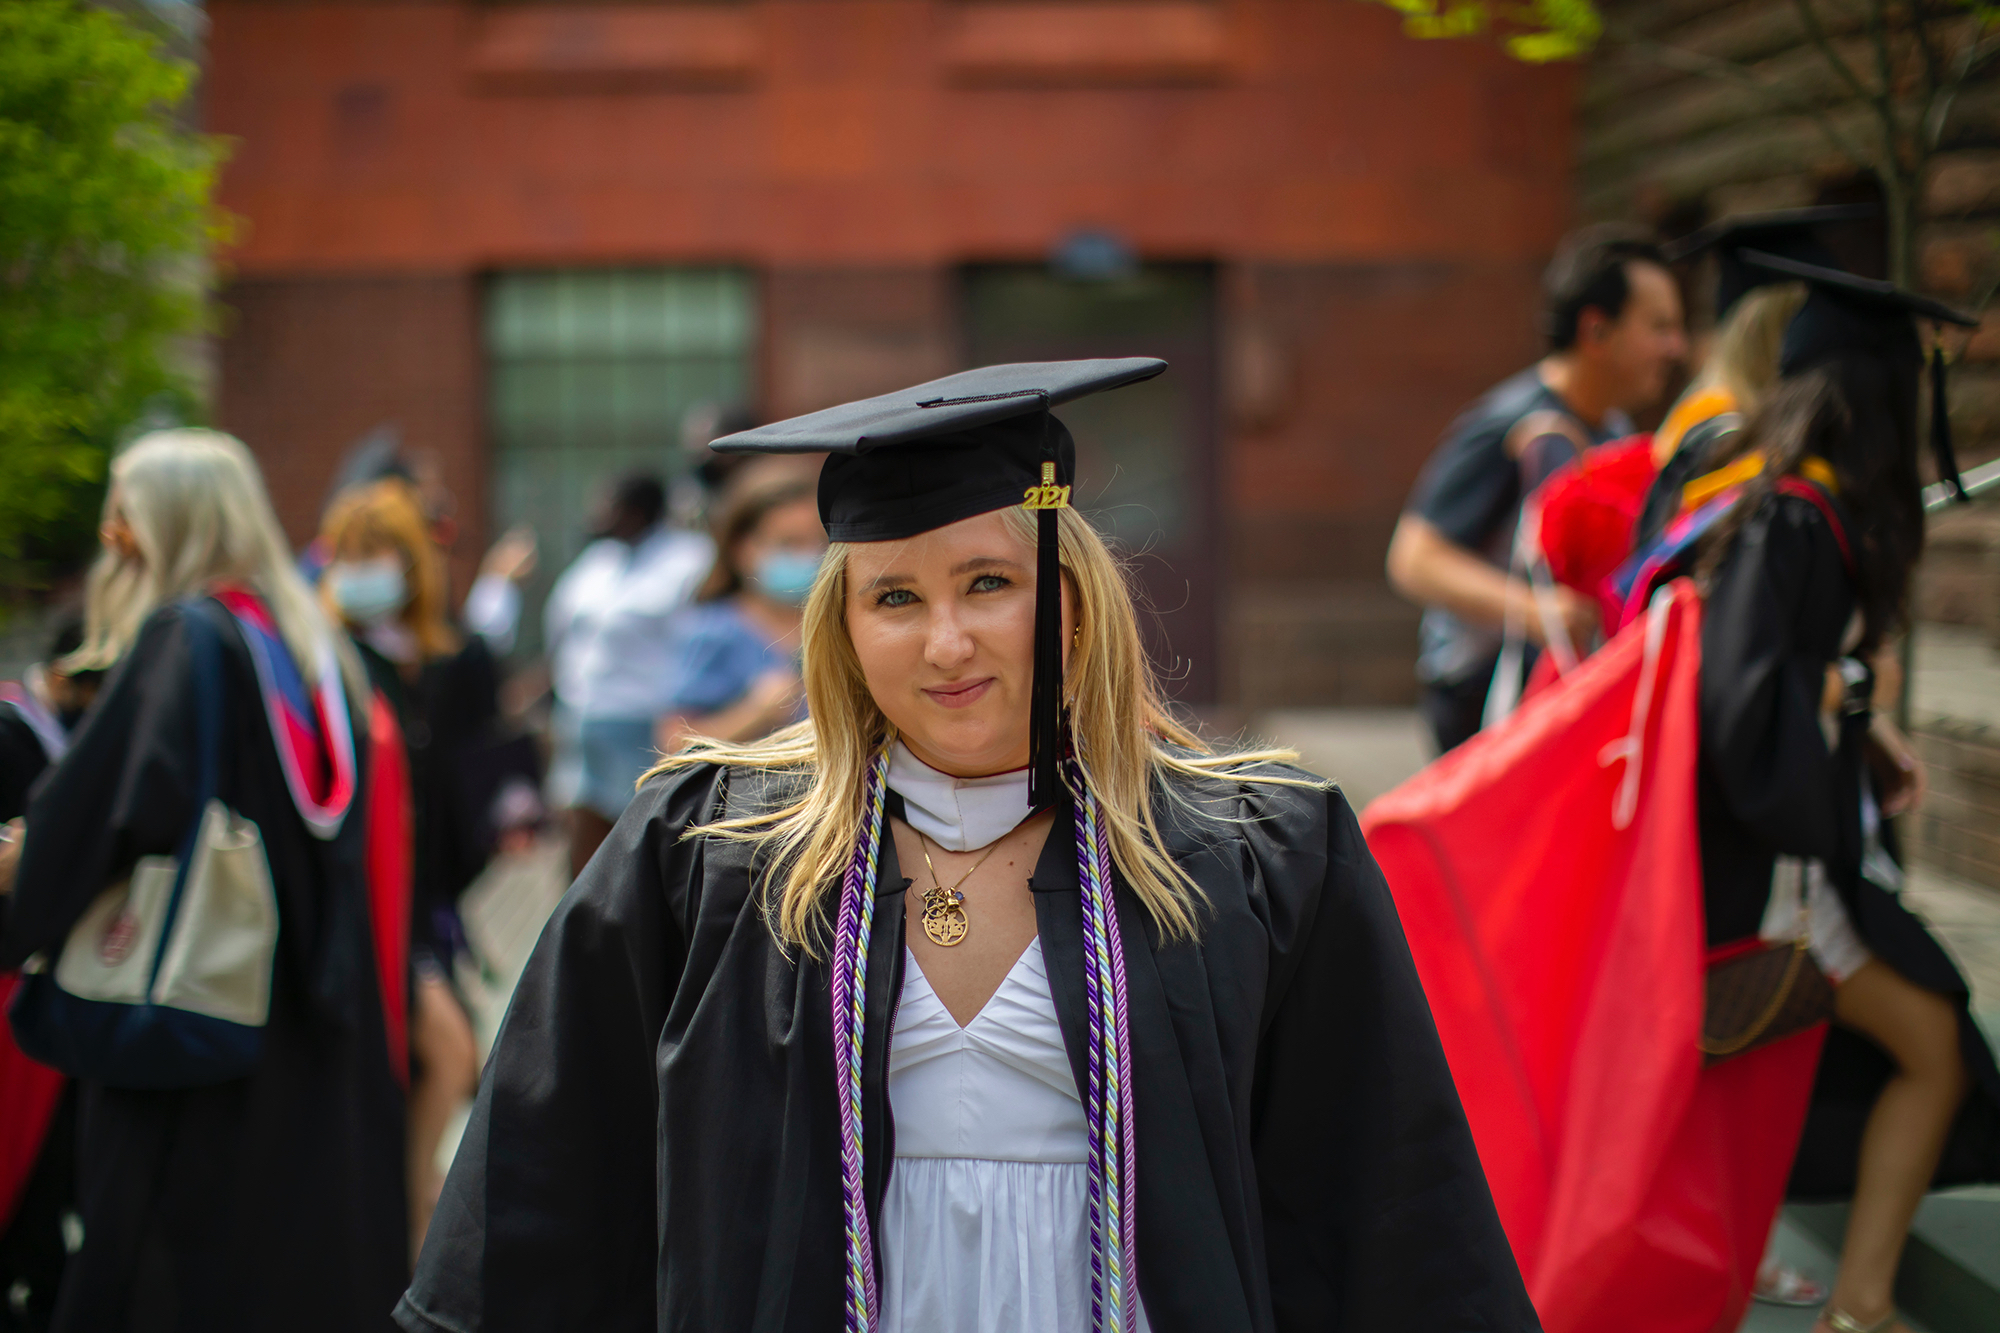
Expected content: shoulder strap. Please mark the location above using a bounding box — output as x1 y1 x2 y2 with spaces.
1772 476 1855 575
145 599 229 996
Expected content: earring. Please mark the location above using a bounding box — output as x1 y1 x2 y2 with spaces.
1072 624 1083 647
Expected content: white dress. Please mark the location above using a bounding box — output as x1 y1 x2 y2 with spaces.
878 940 1150 1333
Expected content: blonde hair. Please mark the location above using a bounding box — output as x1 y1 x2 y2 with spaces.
652 504 1309 953
319 478 462 660
69 429 368 704
1693 281 1808 413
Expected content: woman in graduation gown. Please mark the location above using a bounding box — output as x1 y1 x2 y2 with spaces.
0 431 409 1331
318 477 497 1252
1689 263 2000 1333
398 360 1536 1333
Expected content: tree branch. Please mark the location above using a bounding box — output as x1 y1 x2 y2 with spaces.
1923 22 2000 153
1862 0 1906 174
1604 19 1877 174
1792 0 1876 103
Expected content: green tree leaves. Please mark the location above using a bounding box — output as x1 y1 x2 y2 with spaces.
0 0 229 591
1373 1 1604 63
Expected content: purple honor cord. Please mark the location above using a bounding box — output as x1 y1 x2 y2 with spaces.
834 755 890 1331
831 753 1138 1333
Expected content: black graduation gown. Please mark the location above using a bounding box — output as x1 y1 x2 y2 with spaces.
1697 491 2000 1197
0 696 70 1333
395 760 1537 1332
356 635 501 963
0 602 409 1333
0 708 51 823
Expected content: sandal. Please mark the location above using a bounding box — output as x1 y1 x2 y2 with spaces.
1822 1308 1899 1333
1754 1262 1827 1307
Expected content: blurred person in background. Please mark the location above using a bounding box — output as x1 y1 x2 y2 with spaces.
319 478 520 1256
1637 207 1874 554
1387 222 1687 753
544 473 711 878
0 621 98 1333
669 402 758 532
653 461 823 757
0 430 407 1332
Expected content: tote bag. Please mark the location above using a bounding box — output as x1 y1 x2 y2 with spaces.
10 602 279 1090
1362 580 1825 1333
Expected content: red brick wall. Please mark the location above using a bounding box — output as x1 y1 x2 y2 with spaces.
205 2 1575 273
215 273 486 594
1226 258 1547 582
205 0 1580 703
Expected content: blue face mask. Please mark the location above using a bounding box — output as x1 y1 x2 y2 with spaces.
751 549 823 606
328 558 409 624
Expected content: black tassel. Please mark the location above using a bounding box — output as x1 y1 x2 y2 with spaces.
1932 343 1970 503
1028 415 1064 809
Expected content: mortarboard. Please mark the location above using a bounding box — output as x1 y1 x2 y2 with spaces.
1740 248 1980 501
1666 204 1878 319
711 358 1169 804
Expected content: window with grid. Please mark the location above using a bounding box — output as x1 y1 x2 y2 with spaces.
485 267 756 656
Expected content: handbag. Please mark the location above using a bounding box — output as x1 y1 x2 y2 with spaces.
9 600 279 1090
1700 883 1836 1067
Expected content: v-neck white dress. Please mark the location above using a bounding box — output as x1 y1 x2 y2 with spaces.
879 940 1150 1333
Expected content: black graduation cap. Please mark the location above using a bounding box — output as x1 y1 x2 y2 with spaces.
1739 248 1980 501
1665 204 1878 318
711 358 1169 804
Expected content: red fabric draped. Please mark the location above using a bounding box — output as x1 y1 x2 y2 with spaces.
0 972 65 1229
364 691 412 1086
1362 581 1825 1333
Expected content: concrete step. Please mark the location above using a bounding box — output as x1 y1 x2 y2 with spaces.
1735 1210 1929 1333
1783 1189 2000 1333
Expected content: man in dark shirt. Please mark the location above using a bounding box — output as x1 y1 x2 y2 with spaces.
1388 223 1687 752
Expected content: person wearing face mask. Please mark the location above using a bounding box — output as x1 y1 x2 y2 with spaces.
652 460 825 758
317 479 505 1258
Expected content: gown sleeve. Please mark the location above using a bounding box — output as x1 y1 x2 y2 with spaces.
1253 787 1539 1331
1698 496 1848 864
395 766 717 1333
0 606 201 967
0 710 51 824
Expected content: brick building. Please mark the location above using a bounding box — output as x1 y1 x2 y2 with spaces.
204 0 1578 709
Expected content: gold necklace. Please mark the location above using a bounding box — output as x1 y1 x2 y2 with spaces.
916 832 1005 947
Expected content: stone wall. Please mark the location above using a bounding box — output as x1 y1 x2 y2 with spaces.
1911 717 2000 890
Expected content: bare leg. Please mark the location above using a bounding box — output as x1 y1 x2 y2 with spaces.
567 806 615 882
407 972 481 1264
1813 960 1968 1332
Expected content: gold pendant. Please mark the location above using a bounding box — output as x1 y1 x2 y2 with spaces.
920 883 968 947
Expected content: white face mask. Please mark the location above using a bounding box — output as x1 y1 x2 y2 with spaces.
327 556 409 625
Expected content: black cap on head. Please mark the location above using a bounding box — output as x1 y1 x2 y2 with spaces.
711 357 1169 804
1739 249 1980 500
1667 204 1878 318
712 358 1166 537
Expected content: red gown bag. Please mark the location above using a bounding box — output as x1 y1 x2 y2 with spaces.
1361 581 1825 1333
364 690 412 1085
0 972 64 1229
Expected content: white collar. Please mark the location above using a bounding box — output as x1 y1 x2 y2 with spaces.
886 741 1033 853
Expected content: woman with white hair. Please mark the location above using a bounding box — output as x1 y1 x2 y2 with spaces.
397 363 1532 1333
0 430 408 1331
